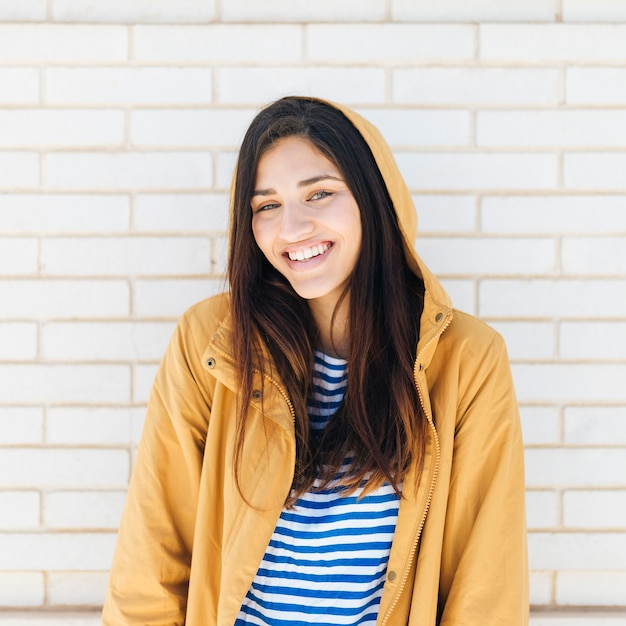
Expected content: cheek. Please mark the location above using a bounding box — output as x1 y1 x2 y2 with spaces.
251 218 273 259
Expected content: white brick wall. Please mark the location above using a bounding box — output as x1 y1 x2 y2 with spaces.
1 1 625 621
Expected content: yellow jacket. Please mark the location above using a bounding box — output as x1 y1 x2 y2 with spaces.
103 101 529 625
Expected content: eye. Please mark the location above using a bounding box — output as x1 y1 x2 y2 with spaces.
309 190 332 201
253 201 280 213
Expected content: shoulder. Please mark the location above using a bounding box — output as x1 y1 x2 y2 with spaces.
441 308 506 357
170 292 231 357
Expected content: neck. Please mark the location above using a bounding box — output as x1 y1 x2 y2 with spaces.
309 297 350 359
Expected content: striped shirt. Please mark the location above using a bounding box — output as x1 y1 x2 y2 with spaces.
236 351 400 625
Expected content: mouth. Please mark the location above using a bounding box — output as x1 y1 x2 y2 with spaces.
286 243 331 262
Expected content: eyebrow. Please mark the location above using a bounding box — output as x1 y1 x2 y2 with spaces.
251 175 343 197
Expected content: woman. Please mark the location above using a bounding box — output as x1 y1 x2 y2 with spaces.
102 96 528 625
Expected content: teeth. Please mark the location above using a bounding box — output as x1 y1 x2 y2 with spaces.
288 244 329 262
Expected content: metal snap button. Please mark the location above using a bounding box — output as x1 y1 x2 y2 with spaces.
435 312 443 323
252 389 262 400
388 570 397 582
206 357 216 369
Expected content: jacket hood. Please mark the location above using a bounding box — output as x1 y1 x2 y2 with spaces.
326 98 452 313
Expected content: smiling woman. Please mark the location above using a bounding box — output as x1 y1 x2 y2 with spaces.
102 97 528 626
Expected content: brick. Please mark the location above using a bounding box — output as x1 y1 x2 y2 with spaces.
480 280 626 319
134 193 229 233
529 532 626 569
562 237 626 275
525 448 626 487
0 153 39 189
47 572 108 607
216 151 238 190
564 0 626 21
527 490 559 529
307 24 474 62
46 68 212 105
519 406 560 445
0 24 127 62
0 573 44 608
0 492 40 529
529 571 553 606
395 153 558 191
47 407 144 445
133 363 159 403
0 408 43 444
413 196 475 233
133 278 224 317
481 24 626 61
0 365 130 403
556 571 626 606
45 152 212 191
356 109 471 148
0 322 38 360
477 110 626 148
416 237 555 276
561 322 626 360
563 490 626 529
567 68 626 105
0 280 129 318
131 410 146 444
131 108 256 147
394 0 555 21
0 69 39 104
0 0 46 20
0 238 38 276
481 195 626 234
439 279 476 315
52 0 216 23
488 321 555 360
218 67 385 105
134 25 300 62
531 615 626 626
43 237 210 277
564 407 626 445
0 110 124 148
45 491 126 529
565 153 626 190
0 194 129 234
514 364 626 403
0 449 129 488
221 0 386 21
42 321 175 361
0 532 117 570
393 68 560 106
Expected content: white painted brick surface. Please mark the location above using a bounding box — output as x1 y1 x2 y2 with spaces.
481 24 626 61
0 69 39 104
220 0 386 22
134 193 230 233
0 573 44 607
393 68 560 105
0 194 130 234
46 68 213 105
564 407 626 445
307 24 475 62
52 0 216 23
393 0 556 21
0 408 43 444
134 25 301 62
1 2 626 616
0 24 127 62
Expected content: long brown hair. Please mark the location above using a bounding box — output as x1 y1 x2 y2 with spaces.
228 96 426 505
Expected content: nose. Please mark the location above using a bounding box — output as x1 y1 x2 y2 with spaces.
278 201 314 242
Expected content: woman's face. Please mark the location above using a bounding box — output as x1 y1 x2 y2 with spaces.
251 136 362 312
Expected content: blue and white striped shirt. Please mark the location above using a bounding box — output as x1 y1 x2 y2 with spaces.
236 351 400 625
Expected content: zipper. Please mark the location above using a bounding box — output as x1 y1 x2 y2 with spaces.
379 312 452 626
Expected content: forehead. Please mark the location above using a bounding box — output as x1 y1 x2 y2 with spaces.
255 136 339 183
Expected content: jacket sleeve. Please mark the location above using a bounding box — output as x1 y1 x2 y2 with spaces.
102 312 214 625
439 330 529 626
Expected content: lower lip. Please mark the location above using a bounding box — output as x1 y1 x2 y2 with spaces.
284 245 332 271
